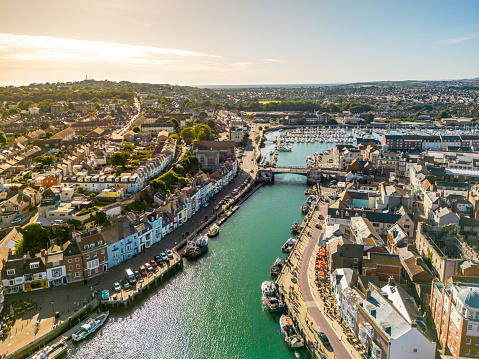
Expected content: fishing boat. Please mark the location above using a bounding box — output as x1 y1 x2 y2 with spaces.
270 258 283 278
31 338 68 359
290 222 299 233
207 224 220 237
301 204 309 213
282 238 296 253
183 234 209 259
280 315 304 349
261 281 284 312
72 311 109 342
306 195 315 205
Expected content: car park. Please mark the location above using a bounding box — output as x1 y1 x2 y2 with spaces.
145 263 154 272
139 265 147 276
113 282 121 292
150 260 158 268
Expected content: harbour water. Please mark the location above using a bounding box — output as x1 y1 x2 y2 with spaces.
70 175 314 359
261 130 346 167
69 131 341 359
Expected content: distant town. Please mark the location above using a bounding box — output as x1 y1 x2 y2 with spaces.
1 78 479 358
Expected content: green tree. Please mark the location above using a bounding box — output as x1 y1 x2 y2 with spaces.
22 223 51 257
110 109 117 117
194 123 212 141
45 131 53 138
0 131 7 144
121 142 135 152
365 113 374 124
170 133 180 142
132 126 141 133
198 111 207 120
40 123 49 130
68 102 75 111
109 151 130 167
180 127 196 145
206 118 216 131
255 135 261 144
34 155 54 166
167 118 180 133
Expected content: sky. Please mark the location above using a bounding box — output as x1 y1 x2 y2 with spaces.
0 0 478 86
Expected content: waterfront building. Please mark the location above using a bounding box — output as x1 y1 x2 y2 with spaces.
103 220 139 268
192 140 236 170
63 240 83 282
72 229 108 279
44 246 67 287
1 255 49 294
430 277 479 357
357 282 436 359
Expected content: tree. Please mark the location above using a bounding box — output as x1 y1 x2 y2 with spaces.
121 142 135 152
194 123 212 141
110 109 117 117
180 127 196 145
198 111 207 120
132 126 140 133
35 155 54 166
206 119 216 132
255 135 261 144
170 133 180 142
40 123 49 130
0 131 6 145
365 114 374 124
68 102 75 111
45 131 53 138
109 151 130 167
240 132 250 147
22 223 51 257
167 118 180 133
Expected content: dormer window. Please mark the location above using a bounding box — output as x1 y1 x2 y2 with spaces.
97 240 103 246
7 269 15 276
30 262 40 269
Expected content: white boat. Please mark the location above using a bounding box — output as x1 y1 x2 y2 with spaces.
282 238 296 253
31 339 68 359
72 311 109 342
261 280 284 312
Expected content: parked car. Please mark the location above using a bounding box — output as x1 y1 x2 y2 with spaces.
134 270 141 280
154 255 163 264
150 260 158 268
145 263 154 272
160 252 168 262
16 214 25 220
11 218 22 224
139 265 147 276
203 202 209 207
165 249 173 259
318 332 329 345
121 279 130 290
113 282 121 292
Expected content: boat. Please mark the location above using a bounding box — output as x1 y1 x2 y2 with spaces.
183 234 209 258
282 238 296 253
31 338 68 359
270 258 283 278
72 311 109 342
306 195 315 205
301 204 309 213
207 224 220 237
261 280 284 312
290 222 299 233
280 315 304 349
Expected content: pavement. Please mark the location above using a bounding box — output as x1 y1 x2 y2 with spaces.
1 167 253 357
276 193 363 359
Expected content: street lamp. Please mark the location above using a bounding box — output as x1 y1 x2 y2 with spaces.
51 300 54 325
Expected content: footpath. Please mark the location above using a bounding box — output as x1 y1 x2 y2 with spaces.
277 198 361 359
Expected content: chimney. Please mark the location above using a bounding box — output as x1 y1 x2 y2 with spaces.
415 257 422 266
341 210 344 218
411 319 417 328
388 277 395 287
2 258 5 266
40 249 45 257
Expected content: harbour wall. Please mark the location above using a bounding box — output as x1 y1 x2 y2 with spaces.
5 300 100 359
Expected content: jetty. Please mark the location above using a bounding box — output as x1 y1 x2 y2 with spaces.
101 252 183 308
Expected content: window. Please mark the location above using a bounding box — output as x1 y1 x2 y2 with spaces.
474 350 479 357
86 255 90 260
30 262 40 269
69 265 73 271
76 264 80 270
52 268 62 278
101 250 105 254
469 325 473 330
467 339 472 345
75 258 79 262
465 349 470 356
68 259 72 263
475 339 479 346
412 348 417 353
6 269 15 276
74 272 81 278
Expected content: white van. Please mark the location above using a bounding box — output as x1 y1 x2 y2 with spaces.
126 268 135 284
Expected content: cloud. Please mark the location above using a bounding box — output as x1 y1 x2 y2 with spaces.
0 33 221 66
261 58 281 62
229 62 253 67
438 32 479 45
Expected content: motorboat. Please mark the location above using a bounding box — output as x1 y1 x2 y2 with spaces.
261 280 284 312
270 258 283 278
290 222 299 234
31 338 68 359
207 224 220 237
184 234 209 258
280 315 304 348
72 311 109 342
282 238 296 253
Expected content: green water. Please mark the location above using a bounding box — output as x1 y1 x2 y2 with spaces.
70 175 311 359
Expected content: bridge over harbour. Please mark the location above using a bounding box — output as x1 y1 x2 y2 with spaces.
256 166 346 184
